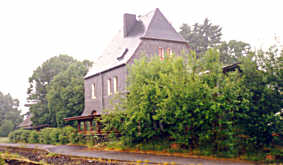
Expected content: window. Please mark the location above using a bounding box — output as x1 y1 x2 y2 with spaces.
107 79 112 96
113 76 118 93
91 83 96 99
167 48 173 56
158 47 164 60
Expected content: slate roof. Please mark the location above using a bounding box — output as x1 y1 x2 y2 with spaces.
85 8 187 79
18 114 33 129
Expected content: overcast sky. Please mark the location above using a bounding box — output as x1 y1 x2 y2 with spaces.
0 0 282 113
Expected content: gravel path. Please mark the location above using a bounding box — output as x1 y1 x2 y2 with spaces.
0 143 253 165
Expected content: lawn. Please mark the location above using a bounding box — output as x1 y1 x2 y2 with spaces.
0 137 9 143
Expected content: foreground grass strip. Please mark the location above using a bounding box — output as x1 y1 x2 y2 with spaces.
0 137 9 143
0 152 48 165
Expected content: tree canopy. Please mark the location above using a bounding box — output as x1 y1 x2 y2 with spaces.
179 18 222 55
47 62 90 127
103 49 282 155
27 55 92 127
179 19 251 64
0 92 22 136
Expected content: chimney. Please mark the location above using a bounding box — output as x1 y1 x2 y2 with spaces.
123 13 137 37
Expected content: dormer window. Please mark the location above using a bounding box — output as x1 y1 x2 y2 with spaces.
107 79 112 96
91 83 96 99
158 47 164 60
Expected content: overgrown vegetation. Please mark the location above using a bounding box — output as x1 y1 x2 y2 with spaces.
8 126 89 145
102 48 282 161
0 92 23 137
27 55 92 128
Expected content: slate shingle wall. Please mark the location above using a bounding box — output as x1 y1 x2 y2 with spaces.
128 39 189 64
84 65 127 115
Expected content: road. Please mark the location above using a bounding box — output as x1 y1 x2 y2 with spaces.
0 143 253 165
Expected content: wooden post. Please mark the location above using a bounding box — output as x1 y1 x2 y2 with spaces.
89 120 93 131
96 120 101 134
78 121 81 132
83 121 87 132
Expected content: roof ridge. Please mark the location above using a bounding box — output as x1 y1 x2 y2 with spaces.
142 8 186 43
142 8 159 38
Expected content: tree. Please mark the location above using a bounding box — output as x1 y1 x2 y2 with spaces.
104 48 282 154
104 51 249 154
0 92 22 136
179 18 222 56
237 47 283 147
27 55 91 126
218 40 251 64
47 61 91 127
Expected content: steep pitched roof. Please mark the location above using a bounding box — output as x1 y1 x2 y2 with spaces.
85 8 187 79
18 114 33 129
142 9 186 42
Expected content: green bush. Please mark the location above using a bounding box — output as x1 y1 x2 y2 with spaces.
20 130 31 143
8 129 25 143
103 49 282 156
28 131 39 143
38 128 53 144
58 126 77 144
8 126 79 145
49 128 61 144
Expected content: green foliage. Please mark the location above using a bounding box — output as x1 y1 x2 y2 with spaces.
0 92 23 137
20 130 31 143
237 48 283 148
8 126 78 145
179 18 222 55
28 131 39 143
0 158 5 165
103 48 282 157
47 62 89 127
27 54 92 127
218 40 251 64
58 126 77 144
8 129 23 143
179 19 251 65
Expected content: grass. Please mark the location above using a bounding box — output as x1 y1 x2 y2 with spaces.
0 137 9 143
0 152 48 165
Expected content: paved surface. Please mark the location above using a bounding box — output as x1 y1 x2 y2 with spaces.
0 143 253 165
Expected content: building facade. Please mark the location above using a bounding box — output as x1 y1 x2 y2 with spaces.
82 8 190 116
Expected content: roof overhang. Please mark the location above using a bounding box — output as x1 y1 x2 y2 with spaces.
84 63 126 80
64 114 101 121
140 36 188 44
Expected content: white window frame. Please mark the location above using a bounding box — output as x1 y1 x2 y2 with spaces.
167 48 173 56
113 76 118 94
107 79 112 96
91 83 96 99
158 47 164 60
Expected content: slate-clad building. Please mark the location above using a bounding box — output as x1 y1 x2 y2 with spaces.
83 8 189 115
64 9 190 131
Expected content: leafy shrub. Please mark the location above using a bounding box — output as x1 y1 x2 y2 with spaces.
8 126 79 145
49 128 61 144
58 126 77 144
103 49 282 156
28 130 39 143
20 130 31 143
9 129 25 143
38 128 53 144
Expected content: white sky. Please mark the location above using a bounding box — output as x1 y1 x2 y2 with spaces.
0 0 282 113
